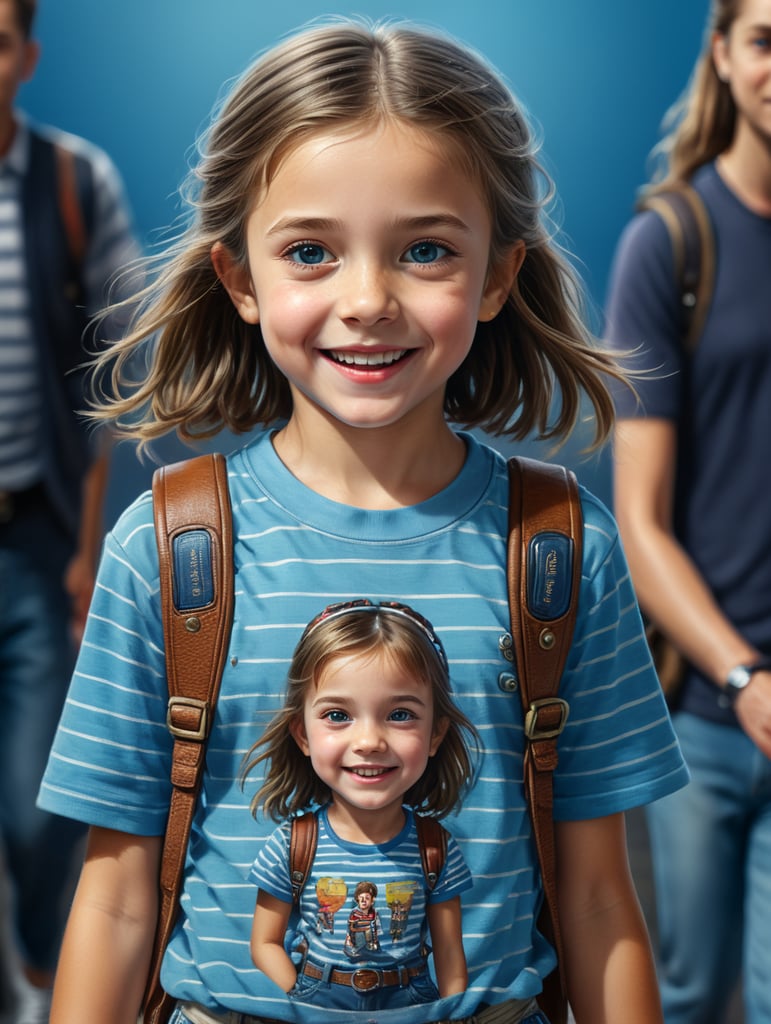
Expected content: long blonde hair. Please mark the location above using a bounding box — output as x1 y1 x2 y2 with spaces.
241 602 480 822
93 18 627 451
646 0 742 194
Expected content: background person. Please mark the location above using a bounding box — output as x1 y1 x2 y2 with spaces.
0 1 140 1021
605 1 771 1020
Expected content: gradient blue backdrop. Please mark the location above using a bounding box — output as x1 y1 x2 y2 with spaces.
21 0 708 517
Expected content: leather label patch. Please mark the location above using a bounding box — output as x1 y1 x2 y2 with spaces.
172 529 214 611
527 531 573 621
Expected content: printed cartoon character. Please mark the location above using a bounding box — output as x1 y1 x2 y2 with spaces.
385 880 418 942
344 881 382 959
314 878 347 934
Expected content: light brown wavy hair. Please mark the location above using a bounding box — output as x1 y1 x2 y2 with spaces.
241 604 480 822
91 18 629 452
644 0 743 196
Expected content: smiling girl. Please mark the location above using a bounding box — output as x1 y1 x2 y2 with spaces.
39 18 687 1024
243 600 477 1010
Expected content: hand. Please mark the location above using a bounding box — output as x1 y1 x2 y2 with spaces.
734 671 771 757
64 551 95 647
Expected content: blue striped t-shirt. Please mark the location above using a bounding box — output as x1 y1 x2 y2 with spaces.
39 431 688 1024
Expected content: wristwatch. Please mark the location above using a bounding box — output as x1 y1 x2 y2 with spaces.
724 657 771 703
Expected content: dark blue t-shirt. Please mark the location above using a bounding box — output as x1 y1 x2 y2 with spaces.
605 162 771 725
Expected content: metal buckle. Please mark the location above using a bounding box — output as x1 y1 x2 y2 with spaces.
351 969 381 992
524 697 569 740
166 696 208 740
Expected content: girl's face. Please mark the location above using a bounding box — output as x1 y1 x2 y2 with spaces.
215 119 519 437
290 649 448 827
713 0 771 145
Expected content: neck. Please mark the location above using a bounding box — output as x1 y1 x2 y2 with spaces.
717 125 771 216
273 409 466 509
326 800 406 845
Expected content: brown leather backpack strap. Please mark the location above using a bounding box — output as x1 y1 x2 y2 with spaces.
290 812 319 905
414 815 448 891
507 456 583 1024
143 453 234 1024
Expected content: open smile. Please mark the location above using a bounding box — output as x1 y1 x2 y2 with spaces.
344 765 397 778
324 349 412 368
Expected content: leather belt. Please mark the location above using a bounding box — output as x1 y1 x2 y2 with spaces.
302 959 425 991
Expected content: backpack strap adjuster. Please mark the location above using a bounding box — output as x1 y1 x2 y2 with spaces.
524 698 570 741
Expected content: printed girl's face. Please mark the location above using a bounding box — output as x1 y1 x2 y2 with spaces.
214 119 520 435
713 0 771 144
289 649 448 822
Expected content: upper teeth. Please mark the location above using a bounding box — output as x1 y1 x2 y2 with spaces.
351 767 388 776
329 350 406 366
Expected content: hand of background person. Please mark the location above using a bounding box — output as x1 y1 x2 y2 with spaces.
64 551 95 647
733 672 771 759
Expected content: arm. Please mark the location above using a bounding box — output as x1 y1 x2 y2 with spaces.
250 890 296 992
614 417 771 755
555 814 661 1024
50 827 161 1024
64 441 112 644
426 896 467 996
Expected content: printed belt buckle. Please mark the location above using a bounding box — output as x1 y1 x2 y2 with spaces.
351 968 380 991
0 492 12 524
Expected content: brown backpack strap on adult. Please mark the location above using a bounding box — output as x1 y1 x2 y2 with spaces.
638 181 715 354
506 456 583 1024
289 811 449 906
143 453 234 1024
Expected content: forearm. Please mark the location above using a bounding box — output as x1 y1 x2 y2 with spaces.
561 889 661 1023
427 897 467 996
251 941 297 993
556 815 662 1024
50 828 161 1024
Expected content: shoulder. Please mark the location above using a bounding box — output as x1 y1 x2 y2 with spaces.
29 121 121 182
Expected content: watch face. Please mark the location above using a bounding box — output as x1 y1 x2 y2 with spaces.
727 665 752 691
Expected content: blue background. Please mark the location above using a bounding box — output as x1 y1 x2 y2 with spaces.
22 0 708 518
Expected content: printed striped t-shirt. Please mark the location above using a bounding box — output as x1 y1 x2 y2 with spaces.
39 431 688 1024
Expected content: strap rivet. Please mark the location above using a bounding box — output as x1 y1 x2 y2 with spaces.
498 632 514 662
185 616 202 633
498 672 518 693
539 628 556 650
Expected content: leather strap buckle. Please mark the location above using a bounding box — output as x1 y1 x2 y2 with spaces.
167 696 208 740
524 697 569 740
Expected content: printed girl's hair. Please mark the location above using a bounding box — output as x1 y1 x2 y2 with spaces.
241 602 480 821
92 18 627 452
645 0 741 194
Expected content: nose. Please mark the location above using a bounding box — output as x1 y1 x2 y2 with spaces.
351 717 388 754
336 260 399 326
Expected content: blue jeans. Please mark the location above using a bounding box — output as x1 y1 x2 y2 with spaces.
0 499 85 971
646 711 771 1023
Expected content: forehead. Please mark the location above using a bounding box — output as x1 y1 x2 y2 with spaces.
255 118 486 218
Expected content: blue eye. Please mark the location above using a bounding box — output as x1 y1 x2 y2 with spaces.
324 709 350 723
287 243 331 265
389 708 416 722
404 241 448 264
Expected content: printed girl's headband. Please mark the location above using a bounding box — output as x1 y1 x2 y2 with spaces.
301 599 448 672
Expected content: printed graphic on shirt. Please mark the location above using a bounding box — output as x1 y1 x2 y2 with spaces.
314 878 347 934
311 876 421 958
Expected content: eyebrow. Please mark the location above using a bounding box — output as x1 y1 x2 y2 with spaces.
266 214 472 237
311 693 428 709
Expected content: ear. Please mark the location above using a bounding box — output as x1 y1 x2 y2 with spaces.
210 241 260 324
289 716 311 756
429 716 450 757
479 240 526 323
712 31 730 83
